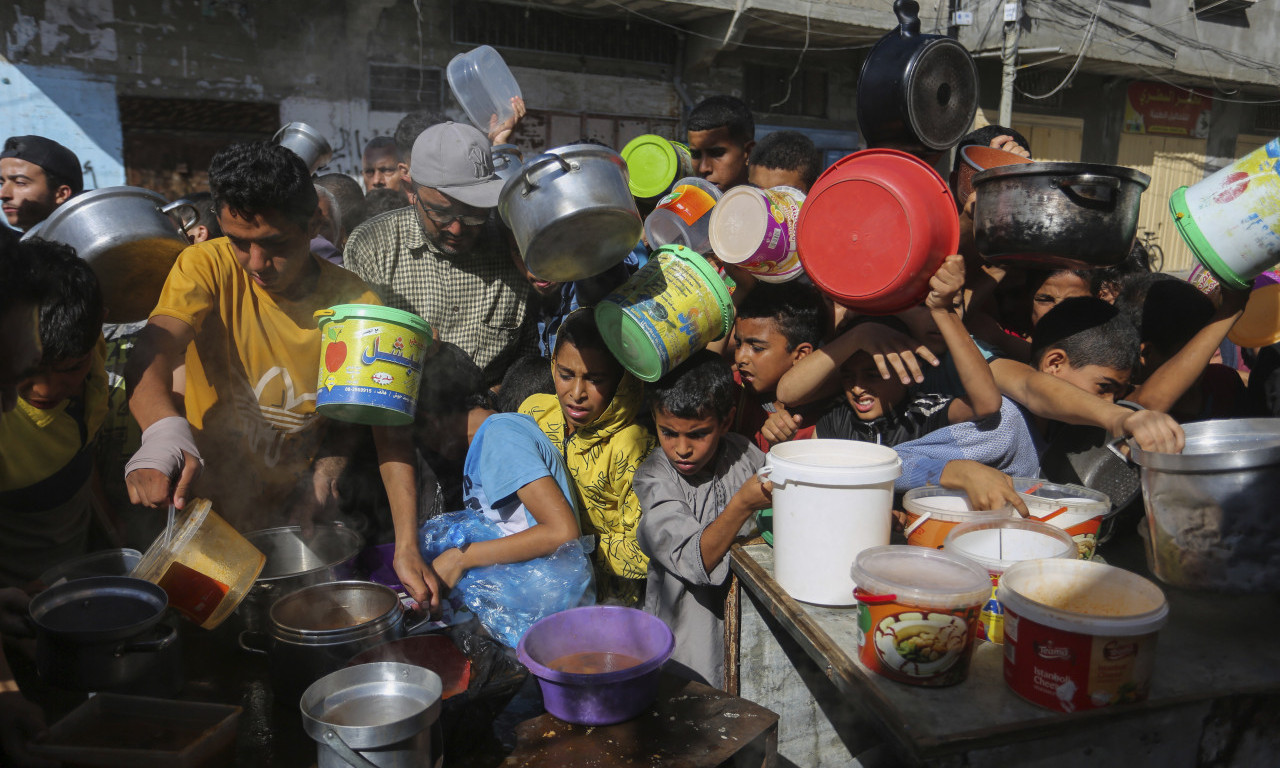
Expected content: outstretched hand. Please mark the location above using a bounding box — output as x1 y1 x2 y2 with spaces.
926 255 966 311
488 96 526 146
939 460 1030 518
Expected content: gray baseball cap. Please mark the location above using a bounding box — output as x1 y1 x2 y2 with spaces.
409 122 504 208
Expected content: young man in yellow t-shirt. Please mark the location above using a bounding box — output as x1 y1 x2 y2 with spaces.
123 142 443 609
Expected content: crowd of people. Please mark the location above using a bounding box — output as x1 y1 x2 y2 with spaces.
0 90 1270 762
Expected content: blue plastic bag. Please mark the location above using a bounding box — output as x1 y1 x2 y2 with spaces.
420 510 595 648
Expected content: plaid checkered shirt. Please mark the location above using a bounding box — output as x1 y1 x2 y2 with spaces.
345 207 533 383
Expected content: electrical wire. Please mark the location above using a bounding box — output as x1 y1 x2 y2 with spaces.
1015 0 1105 100
595 0 877 51
770 1 811 108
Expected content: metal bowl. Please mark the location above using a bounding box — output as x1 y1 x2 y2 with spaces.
1129 418 1280 592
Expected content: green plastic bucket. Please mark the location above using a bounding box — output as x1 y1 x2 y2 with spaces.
314 304 431 426
595 245 733 382
621 135 695 200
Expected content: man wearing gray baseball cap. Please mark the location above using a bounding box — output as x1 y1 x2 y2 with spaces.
345 121 530 384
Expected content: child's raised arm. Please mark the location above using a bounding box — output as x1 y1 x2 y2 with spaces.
776 321 941 406
927 255 1003 424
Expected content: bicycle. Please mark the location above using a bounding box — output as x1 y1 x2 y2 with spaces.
1138 228 1164 272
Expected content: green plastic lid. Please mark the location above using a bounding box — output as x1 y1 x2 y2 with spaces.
621 135 689 199
1169 186 1251 291
315 303 432 335
595 245 734 382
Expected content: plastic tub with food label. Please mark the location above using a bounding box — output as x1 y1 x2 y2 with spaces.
998 558 1169 712
850 545 991 687
1011 478 1111 560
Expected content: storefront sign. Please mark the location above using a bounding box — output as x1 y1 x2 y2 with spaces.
1123 82 1212 137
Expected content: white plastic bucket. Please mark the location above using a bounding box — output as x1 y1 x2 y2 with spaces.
1011 478 1110 560
762 440 901 605
901 487 1015 549
998 559 1169 713
1170 137 1280 290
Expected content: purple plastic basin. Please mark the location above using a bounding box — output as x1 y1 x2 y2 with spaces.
517 606 674 726
358 543 403 592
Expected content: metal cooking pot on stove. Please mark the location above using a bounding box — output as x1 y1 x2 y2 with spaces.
23 186 197 324
856 0 979 154
29 576 179 692
237 523 364 634
498 143 642 283
972 161 1151 269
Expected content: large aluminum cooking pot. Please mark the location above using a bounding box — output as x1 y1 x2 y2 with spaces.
856 0 979 154
972 161 1151 269
302 663 443 768
23 186 196 323
237 524 364 633
242 581 427 700
498 143 642 283
273 122 333 174
30 576 180 693
1128 418 1280 593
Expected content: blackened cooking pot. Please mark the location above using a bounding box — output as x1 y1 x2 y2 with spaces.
972 161 1151 269
857 0 979 154
29 576 179 692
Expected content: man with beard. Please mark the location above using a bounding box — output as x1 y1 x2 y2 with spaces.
344 122 530 384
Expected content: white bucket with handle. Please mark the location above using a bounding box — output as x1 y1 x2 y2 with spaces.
761 440 901 606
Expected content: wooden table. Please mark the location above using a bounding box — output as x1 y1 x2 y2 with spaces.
728 539 1280 767
504 674 778 767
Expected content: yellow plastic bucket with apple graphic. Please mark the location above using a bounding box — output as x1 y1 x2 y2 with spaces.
314 304 431 426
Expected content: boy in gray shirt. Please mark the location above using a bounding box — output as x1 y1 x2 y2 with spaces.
635 351 773 688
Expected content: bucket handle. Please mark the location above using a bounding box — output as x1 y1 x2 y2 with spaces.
755 467 777 487
115 623 178 656
519 154 574 197
237 630 269 655
903 511 932 538
322 729 382 768
1055 174 1121 205
160 200 200 235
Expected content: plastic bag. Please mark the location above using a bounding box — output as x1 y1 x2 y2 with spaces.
420 510 595 648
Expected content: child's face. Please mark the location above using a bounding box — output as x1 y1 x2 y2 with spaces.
1030 272 1091 326
688 126 753 193
0 303 42 414
554 342 621 430
654 408 733 476
839 351 907 421
1037 350 1131 403
733 317 808 400
748 165 809 194
895 304 948 356
18 352 93 410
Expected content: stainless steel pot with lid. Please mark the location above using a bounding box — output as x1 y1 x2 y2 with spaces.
1128 418 1280 593
238 524 364 633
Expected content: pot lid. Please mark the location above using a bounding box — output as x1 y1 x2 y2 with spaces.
243 524 363 582
30 576 167 640
270 580 400 636
621 135 688 199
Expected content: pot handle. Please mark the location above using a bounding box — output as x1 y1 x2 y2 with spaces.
160 200 200 235
1106 399 1145 463
894 0 921 37
322 729 382 768
238 630 270 655
519 154 574 197
404 606 438 637
1055 174 1121 204
116 623 177 656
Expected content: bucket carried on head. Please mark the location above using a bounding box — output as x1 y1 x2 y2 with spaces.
315 304 431 427
595 245 733 383
762 440 901 606
1170 137 1280 290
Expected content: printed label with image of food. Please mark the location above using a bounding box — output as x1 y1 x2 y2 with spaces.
855 592 982 687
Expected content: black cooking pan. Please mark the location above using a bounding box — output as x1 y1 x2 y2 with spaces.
857 0 979 154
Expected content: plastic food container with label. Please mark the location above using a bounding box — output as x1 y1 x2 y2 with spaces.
901 486 1015 550
643 177 722 254
850 545 991 687
1011 478 1111 560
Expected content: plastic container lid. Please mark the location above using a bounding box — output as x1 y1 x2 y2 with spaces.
446 45 522 131
621 136 690 199
1229 278 1280 348
765 439 901 486
902 486 1016 523
943 519 1076 575
708 187 779 264
997 558 1169 636
315 303 432 335
850 545 991 611
1009 478 1111 520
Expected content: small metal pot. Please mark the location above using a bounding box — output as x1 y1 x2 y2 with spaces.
242 581 425 701
23 187 197 323
238 524 364 633
856 0 979 154
29 576 179 692
301 663 443 768
1128 418 1280 593
498 143 642 283
972 161 1151 269
273 122 333 174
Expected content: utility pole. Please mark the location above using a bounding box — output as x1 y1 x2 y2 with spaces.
999 0 1021 127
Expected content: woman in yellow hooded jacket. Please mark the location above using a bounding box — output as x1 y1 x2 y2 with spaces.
520 310 656 605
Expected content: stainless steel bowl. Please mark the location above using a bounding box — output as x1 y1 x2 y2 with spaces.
1129 418 1280 593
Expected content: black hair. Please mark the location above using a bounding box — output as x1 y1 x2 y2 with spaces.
177 191 222 237
736 281 827 351
1026 267 1093 297
316 173 368 236
647 350 737 421
416 341 492 418
495 355 555 413
952 125 1033 175
208 142 318 228
395 110 446 162
22 239 103 363
1030 296 1140 374
363 187 411 218
552 310 623 376
363 136 397 162
0 236 43 322
748 131 822 188
687 96 755 144
1115 273 1214 360
1091 240 1150 296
